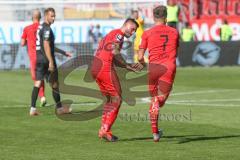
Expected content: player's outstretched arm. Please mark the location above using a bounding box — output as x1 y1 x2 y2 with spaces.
112 42 128 68
138 48 145 64
136 48 146 70
54 47 72 57
112 42 139 72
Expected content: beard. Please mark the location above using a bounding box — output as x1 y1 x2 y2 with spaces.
124 32 131 38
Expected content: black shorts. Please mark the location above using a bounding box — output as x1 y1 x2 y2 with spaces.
35 62 58 83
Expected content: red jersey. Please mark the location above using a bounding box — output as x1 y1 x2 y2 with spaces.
139 24 179 67
21 22 39 57
94 29 124 72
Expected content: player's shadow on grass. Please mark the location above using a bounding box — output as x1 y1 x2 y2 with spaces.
119 135 240 143
178 135 240 144
119 135 203 142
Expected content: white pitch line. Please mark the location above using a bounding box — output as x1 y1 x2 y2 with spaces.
170 89 236 96
168 99 240 103
166 102 240 107
138 99 240 107
140 89 239 103
1 90 239 108
141 89 238 102
1 100 240 108
139 89 240 107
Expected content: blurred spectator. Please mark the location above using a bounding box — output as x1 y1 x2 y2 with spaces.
181 22 195 42
87 24 103 53
220 20 232 41
87 24 95 43
167 0 180 29
93 24 103 43
92 24 103 51
131 9 147 63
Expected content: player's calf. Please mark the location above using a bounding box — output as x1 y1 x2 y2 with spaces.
29 85 40 116
149 95 167 135
101 96 121 131
52 85 72 115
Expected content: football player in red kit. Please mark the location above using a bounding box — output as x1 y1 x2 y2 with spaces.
138 5 179 142
21 9 47 107
91 18 139 142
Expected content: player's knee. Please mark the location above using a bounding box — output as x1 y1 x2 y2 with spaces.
51 81 59 89
156 95 168 107
110 96 122 107
34 80 42 87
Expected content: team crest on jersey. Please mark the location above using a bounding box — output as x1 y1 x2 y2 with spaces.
116 34 123 41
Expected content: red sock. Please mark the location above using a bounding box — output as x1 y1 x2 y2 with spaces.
149 95 167 133
149 98 160 134
100 102 109 129
101 102 120 132
38 81 45 98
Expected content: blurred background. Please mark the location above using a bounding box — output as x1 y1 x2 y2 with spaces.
0 0 240 69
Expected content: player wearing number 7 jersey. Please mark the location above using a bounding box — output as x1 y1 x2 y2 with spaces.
138 5 179 142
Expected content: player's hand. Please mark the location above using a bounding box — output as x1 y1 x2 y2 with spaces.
132 62 145 71
48 62 55 72
126 64 135 72
126 64 140 72
65 52 72 58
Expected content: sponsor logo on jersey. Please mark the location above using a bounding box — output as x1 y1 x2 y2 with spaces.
44 31 50 38
116 34 123 42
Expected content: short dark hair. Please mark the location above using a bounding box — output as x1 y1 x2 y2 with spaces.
44 7 55 16
124 18 139 28
223 19 228 24
153 5 167 19
131 9 138 14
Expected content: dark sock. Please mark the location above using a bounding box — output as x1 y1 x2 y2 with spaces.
52 88 62 108
31 87 40 108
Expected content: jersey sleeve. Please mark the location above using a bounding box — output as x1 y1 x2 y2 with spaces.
21 28 27 39
139 31 148 50
42 26 51 41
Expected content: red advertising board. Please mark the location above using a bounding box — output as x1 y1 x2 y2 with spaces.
180 0 240 41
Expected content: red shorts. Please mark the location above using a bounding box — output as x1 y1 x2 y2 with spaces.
148 63 176 97
92 69 121 96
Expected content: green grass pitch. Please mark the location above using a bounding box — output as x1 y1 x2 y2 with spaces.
0 67 240 160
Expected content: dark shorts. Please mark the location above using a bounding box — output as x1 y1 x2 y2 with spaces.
35 62 58 83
